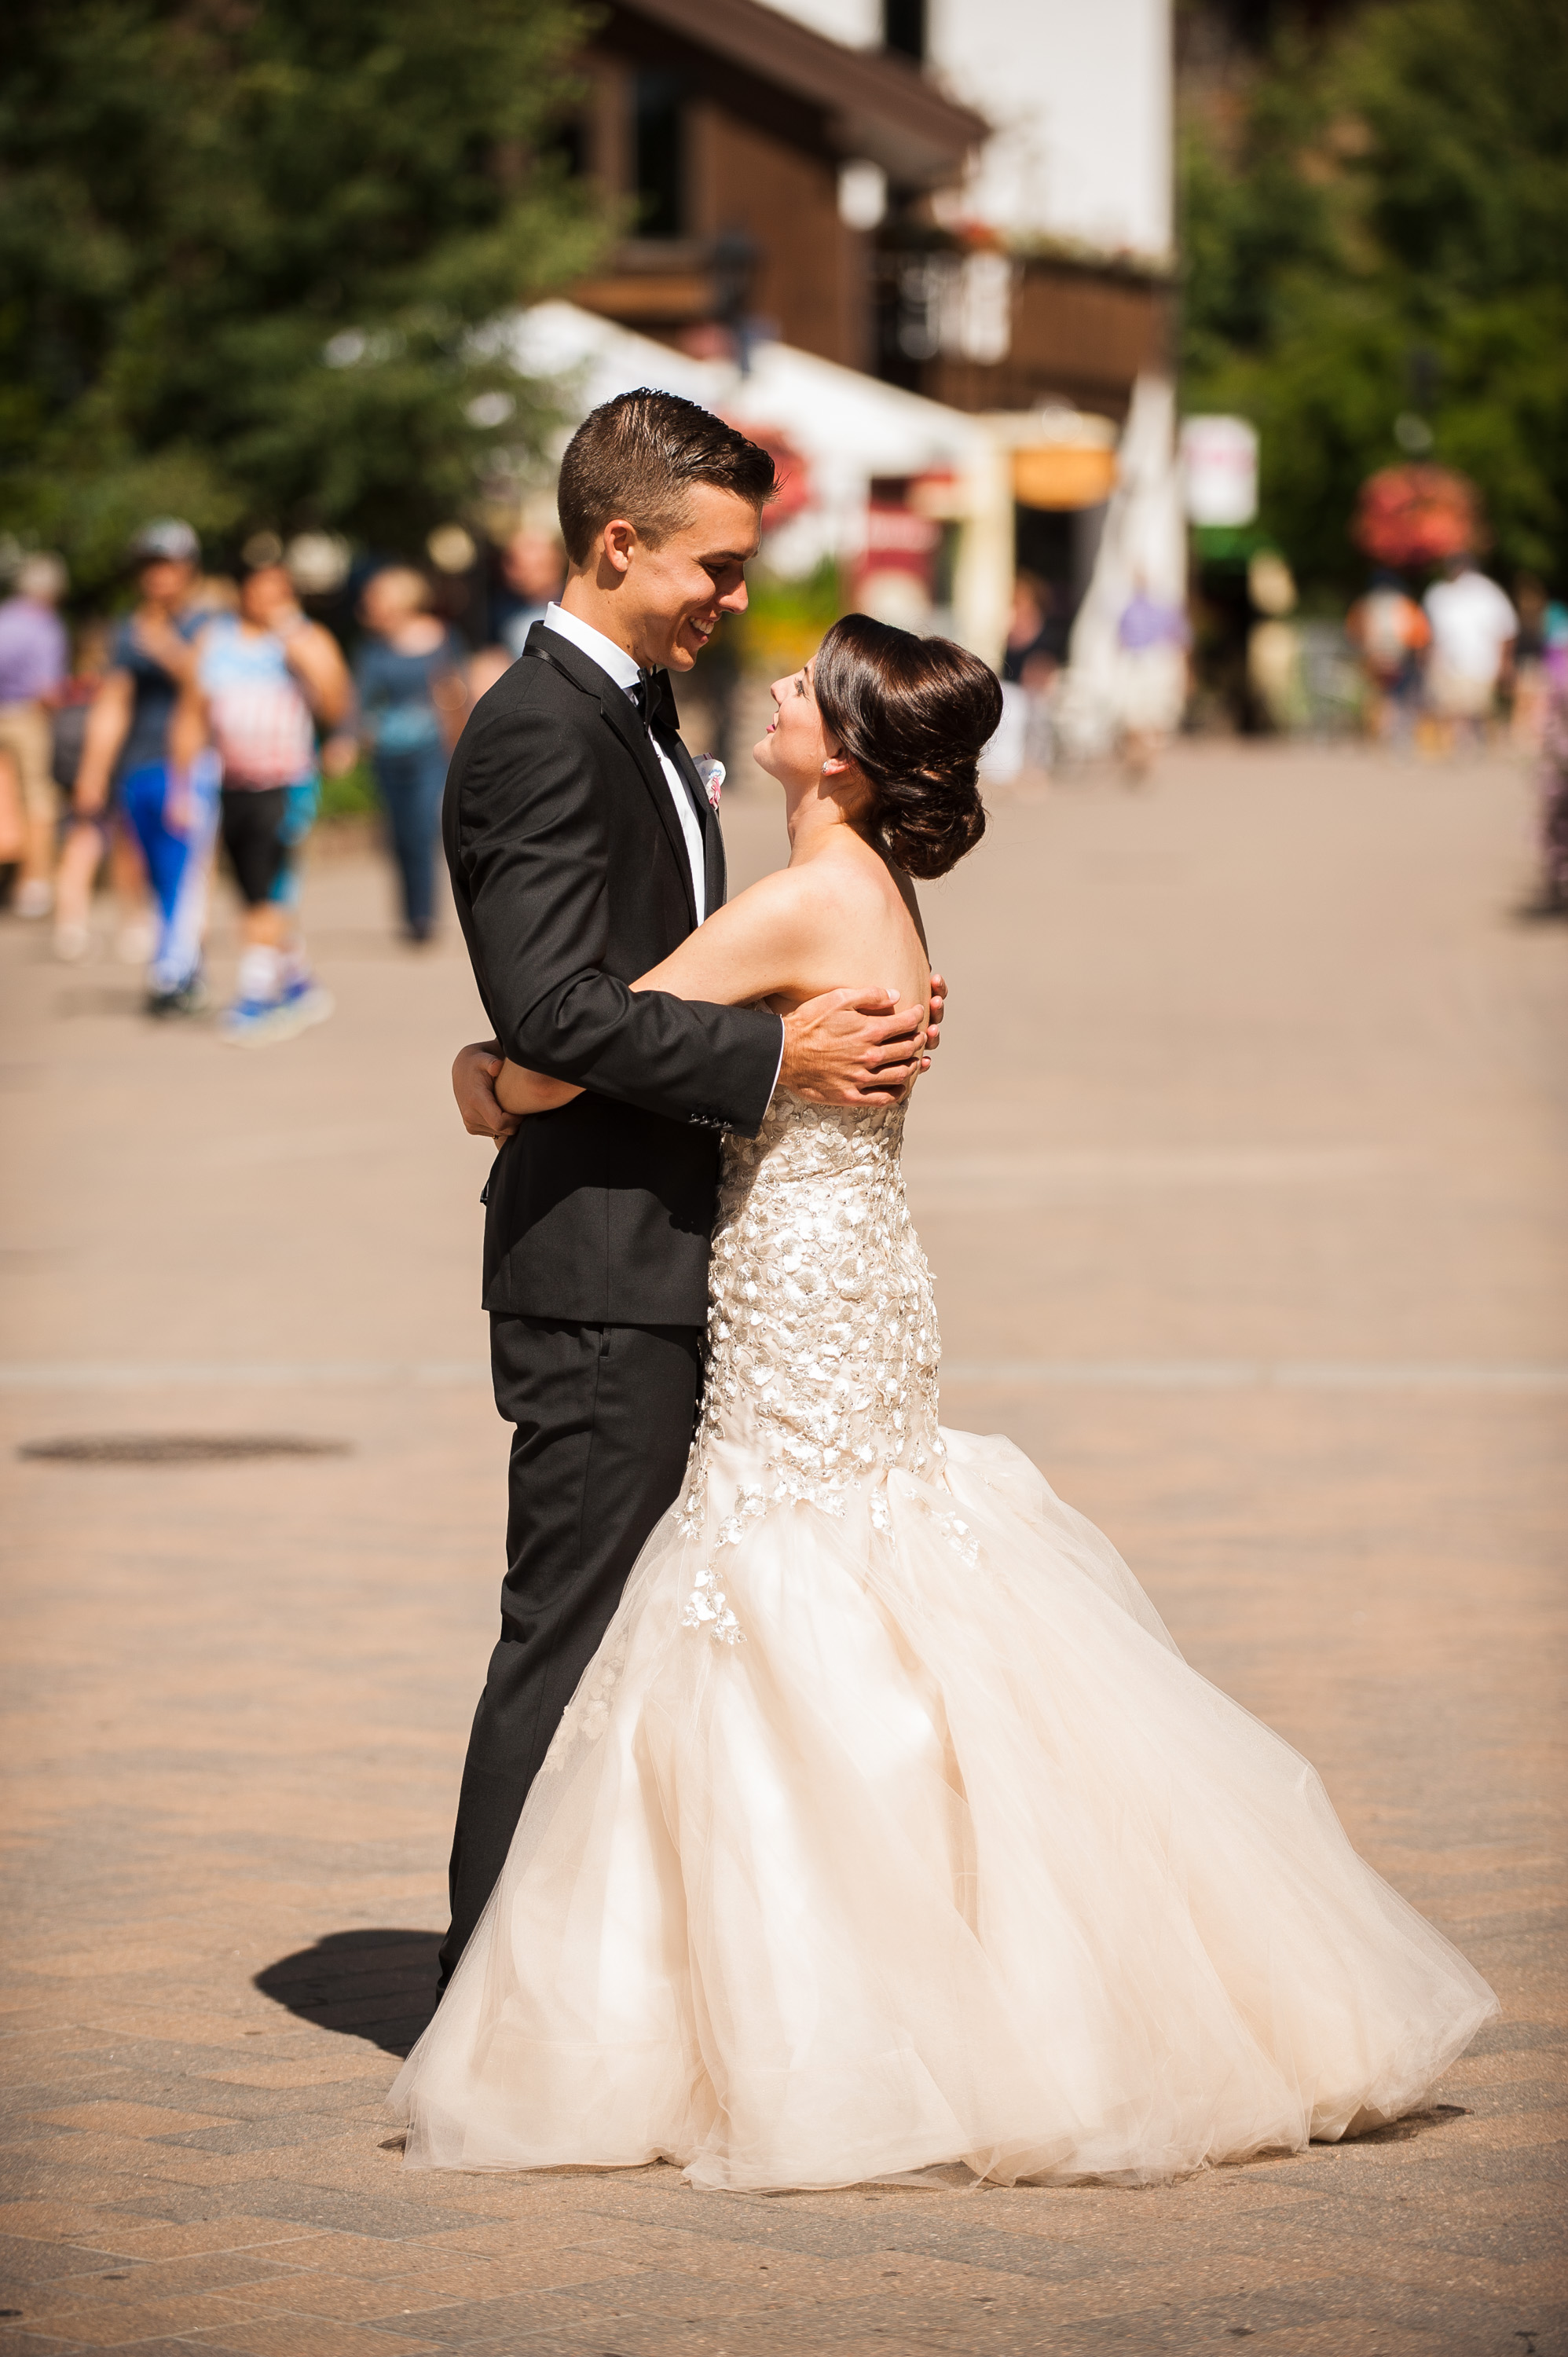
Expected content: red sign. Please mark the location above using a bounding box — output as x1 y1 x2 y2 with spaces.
1353 465 1484 567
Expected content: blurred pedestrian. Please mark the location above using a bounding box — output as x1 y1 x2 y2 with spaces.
1507 575 1568 756
0 553 70 918
1346 570 1429 746
465 644 517 706
1004 571 1068 684
1422 556 1516 753
49 621 111 799
46 621 153 962
57 520 218 1008
0 732 19 896
354 567 468 942
189 555 350 1045
1244 550 1306 735
1532 618 1568 917
997 570 1061 780
1116 574 1189 783
495 528 566 658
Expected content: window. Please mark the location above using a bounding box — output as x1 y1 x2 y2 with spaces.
883 0 925 64
634 69 685 237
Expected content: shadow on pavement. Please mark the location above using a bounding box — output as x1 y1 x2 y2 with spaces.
254 1928 440 2056
1348 2101 1467 2143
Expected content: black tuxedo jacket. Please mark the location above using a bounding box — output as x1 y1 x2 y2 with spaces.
443 621 782 1325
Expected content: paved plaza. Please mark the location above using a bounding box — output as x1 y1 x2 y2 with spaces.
2 741 1564 2355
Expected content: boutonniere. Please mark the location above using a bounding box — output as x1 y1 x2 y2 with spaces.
694 756 725 812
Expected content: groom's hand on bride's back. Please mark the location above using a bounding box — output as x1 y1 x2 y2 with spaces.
452 1041 520 1144
779 987 932 1105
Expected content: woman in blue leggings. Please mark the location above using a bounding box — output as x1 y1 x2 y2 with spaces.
60 519 218 1012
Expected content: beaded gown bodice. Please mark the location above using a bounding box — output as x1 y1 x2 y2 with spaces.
676 1091 945 1640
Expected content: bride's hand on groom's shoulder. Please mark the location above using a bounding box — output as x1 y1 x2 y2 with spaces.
779 987 931 1106
452 1041 520 1145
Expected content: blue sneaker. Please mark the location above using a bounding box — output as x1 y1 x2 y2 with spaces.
278 974 334 1033
218 977 332 1048
218 992 288 1047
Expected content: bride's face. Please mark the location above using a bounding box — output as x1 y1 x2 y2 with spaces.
754 662 831 790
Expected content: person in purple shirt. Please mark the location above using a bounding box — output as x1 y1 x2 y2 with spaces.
0 554 70 918
1116 574 1190 783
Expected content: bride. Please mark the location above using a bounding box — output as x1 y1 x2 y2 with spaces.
391 614 1495 2190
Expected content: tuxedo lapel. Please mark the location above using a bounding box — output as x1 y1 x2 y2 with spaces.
526 624 698 929
705 798 728 915
663 730 727 917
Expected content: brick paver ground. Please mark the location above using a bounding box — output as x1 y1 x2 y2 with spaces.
2 741 1564 2355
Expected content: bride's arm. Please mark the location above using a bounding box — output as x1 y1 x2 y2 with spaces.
496 871 824 1117
635 867 823 1006
494 1064 583 1115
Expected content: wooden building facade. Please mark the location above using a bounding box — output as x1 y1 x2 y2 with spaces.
559 0 1171 423
564 0 982 375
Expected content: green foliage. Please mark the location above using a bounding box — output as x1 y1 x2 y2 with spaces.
1179 0 1568 593
732 559 844 675
0 0 610 592
317 759 379 822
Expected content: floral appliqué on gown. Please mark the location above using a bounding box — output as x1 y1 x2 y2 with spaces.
391 1094 1496 2190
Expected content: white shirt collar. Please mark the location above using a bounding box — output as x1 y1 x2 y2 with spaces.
542 604 709 921
543 601 643 695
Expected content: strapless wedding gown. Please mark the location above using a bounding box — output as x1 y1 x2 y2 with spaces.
392 1093 1495 2189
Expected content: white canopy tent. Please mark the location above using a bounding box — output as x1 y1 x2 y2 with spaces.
1053 373 1188 759
500 302 1011 662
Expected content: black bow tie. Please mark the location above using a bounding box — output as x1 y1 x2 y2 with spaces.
632 669 680 735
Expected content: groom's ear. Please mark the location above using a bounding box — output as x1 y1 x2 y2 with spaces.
599 519 639 578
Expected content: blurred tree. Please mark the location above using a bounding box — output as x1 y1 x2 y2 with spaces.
0 0 608 590
1179 0 1568 594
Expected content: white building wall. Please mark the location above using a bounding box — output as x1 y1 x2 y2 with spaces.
768 0 1173 264
930 0 1171 260
767 0 881 41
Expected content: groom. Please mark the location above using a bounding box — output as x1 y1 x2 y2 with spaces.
438 388 939 1981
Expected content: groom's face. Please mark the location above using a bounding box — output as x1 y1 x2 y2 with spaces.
622 485 762 673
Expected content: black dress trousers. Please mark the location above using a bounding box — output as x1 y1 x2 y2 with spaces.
438 1313 704 1984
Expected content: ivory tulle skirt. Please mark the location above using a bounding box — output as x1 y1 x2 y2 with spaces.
390 1428 1496 2189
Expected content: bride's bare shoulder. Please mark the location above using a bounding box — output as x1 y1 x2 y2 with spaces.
812 838 921 931
733 845 898 940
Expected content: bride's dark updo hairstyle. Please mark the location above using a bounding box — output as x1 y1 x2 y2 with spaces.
811 613 1000 881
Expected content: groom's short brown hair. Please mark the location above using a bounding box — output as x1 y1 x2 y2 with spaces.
556 388 776 566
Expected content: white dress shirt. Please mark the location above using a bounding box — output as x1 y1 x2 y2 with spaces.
542 603 705 918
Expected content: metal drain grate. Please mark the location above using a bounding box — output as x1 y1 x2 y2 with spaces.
18 1435 351 1465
